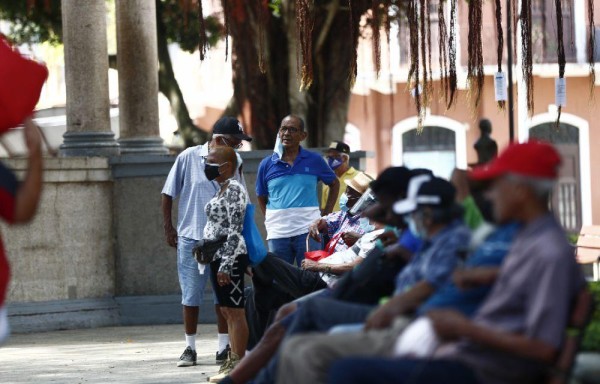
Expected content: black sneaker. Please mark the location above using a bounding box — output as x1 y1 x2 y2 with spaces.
215 344 230 365
177 346 197 367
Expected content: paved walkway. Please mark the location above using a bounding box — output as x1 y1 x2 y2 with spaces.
0 324 222 383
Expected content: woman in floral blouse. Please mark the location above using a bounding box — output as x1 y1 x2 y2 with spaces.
202 146 249 381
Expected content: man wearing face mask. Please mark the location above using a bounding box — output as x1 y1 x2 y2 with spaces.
321 141 358 212
161 116 252 368
309 172 374 251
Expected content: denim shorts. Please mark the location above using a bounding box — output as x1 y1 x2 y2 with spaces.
177 236 218 306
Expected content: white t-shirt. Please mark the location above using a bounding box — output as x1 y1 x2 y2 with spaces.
319 229 385 286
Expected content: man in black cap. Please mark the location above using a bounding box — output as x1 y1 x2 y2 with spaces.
321 141 358 212
161 116 252 368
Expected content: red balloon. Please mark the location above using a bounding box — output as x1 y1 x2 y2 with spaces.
0 35 49 133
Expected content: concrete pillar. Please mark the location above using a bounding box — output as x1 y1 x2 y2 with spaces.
115 0 167 154
60 0 119 157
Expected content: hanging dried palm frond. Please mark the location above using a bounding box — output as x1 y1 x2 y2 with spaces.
521 0 534 115
512 0 518 58
588 0 596 94
348 0 357 86
256 0 269 73
221 0 231 61
197 0 208 61
447 0 458 109
406 0 423 129
555 0 566 127
371 1 382 76
296 0 314 90
425 0 433 106
467 0 484 107
419 0 430 109
494 0 505 110
438 0 449 108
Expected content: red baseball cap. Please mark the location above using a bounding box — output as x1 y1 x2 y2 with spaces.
0 35 48 134
469 140 561 180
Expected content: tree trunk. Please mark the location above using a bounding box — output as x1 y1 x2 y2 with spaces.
156 0 207 147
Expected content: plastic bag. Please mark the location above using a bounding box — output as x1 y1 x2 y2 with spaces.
242 204 267 266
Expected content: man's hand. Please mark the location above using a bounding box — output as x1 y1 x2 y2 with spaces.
301 258 319 271
383 244 412 263
428 309 470 342
23 118 42 156
217 272 231 286
364 301 399 330
309 219 327 242
341 231 361 246
377 230 398 247
164 225 178 248
453 267 499 290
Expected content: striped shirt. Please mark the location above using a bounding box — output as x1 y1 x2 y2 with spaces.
162 144 246 241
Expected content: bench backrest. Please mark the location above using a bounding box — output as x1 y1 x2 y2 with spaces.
545 287 595 384
576 226 600 264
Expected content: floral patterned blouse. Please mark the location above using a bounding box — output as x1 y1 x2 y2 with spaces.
203 179 248 274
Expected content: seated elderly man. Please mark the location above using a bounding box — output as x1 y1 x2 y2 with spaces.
327 141 586 384
246 172 375 345
222 175 470 384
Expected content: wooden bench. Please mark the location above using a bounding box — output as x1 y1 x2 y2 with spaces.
575 226 600 281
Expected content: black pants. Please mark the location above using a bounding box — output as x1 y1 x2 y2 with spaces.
246 253 328 348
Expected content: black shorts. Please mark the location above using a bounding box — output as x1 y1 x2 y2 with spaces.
210 254 248 308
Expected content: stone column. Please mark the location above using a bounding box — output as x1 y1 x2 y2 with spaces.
60 0 119 157
115 0 167 154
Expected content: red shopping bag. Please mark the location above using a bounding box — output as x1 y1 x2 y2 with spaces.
0 35 49 133
304 232 343 262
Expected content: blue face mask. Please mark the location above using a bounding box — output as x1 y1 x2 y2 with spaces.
358 217 375 233
339 193 349 212
327 157 343 170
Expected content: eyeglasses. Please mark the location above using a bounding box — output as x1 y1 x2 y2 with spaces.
220 136 243 149
279 126 302 134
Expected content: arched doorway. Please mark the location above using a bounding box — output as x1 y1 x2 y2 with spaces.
526 112 591 230
530 122 581 232
392 115 467 180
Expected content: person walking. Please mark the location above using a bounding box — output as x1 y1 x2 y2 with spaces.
161 116 251 367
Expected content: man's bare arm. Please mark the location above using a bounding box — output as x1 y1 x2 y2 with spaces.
14 119 43 223
322 178 340 215
161 194 177 248
257 195 268 216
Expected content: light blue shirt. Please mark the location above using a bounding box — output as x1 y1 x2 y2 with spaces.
162 144 246 240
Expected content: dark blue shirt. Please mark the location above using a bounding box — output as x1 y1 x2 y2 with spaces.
417 222 520 317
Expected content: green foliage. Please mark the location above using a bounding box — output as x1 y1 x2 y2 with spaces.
0 0 62 45
582 281 600 351
159 0 222 53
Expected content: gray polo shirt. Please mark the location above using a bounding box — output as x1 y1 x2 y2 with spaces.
439 213 585 384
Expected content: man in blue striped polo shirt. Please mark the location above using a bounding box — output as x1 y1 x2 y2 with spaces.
256 115 339 266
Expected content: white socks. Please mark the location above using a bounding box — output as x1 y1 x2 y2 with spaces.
218 333 230 353
185 334 196 351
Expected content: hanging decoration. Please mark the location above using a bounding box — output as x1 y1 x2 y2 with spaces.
467 0 484 107
520 0 534 115
447 0 458 109
588 0 596 94
555 0 567 127
26 0 599 136
437 0 450 108
494 0 505 110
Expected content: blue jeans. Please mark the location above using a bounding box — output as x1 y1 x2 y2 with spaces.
177 236 217 306
328 358 481 384
268 233 320 266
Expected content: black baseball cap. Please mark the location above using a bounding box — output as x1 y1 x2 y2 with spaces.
369 166 413 198
213 116 253 141
393 176 456 215
325 141 350 155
